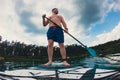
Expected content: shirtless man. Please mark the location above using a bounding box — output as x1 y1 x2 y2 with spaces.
42 8 70 67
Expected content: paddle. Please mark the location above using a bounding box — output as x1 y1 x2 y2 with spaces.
45 17 96 57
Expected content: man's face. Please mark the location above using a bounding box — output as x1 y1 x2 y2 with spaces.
52 8 58 14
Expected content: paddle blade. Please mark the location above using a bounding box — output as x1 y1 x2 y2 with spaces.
87 48 96 57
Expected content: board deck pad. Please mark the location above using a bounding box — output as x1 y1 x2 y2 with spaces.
30 62 80 70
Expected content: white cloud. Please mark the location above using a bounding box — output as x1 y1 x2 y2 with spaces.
0 0 45 45
0 0 120 46
112 0 120 11
91 22 120 46
0 0 77 46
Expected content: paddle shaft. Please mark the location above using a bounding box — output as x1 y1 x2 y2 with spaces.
45 17 86 48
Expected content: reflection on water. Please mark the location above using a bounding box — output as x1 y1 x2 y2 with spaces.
0 55 120 71
0 60 44 71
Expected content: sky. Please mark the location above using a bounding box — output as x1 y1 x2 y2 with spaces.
0 0 120 47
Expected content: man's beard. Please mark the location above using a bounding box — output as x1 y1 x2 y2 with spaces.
55 11 58 14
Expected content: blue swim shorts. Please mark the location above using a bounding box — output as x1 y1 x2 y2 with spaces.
47 26 64 43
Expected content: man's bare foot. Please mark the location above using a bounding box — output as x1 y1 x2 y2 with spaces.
63 61 70 67
44 61 52 67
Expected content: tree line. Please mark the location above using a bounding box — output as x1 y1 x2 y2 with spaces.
0 35 120 60
0 40 88 59
93 39 120 56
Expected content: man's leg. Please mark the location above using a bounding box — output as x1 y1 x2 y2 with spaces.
59 43 70 67
44 40 54 66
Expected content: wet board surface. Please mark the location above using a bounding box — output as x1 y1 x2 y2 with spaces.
34 62 79 70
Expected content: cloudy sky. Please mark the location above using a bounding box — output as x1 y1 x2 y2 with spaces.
0 0 120 47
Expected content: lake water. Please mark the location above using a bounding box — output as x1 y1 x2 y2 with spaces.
0 56 120 71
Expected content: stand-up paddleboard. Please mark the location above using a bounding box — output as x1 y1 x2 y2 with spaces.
38 62 75 70
0 62 119 80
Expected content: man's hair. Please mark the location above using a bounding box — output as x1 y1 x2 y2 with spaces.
52 8 58 12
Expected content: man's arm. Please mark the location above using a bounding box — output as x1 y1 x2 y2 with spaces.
42 14 49 26
61 16 68 32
